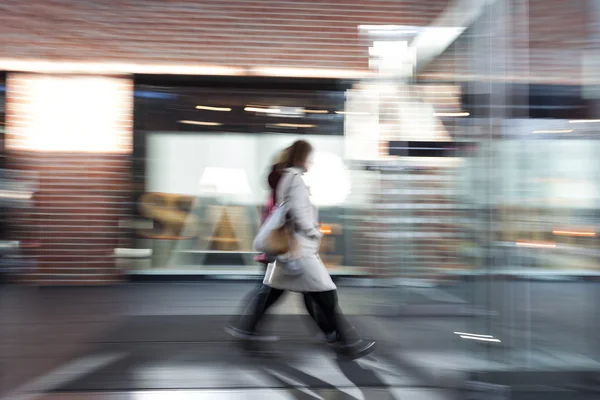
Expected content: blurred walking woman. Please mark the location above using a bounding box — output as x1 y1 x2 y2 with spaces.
233 140 375 359
228 147 333 342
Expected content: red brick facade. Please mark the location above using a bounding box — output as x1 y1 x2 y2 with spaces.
0 0 449 73
0 0 591 82
5 74 133 284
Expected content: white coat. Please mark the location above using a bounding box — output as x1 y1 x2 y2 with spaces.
263 167 337 292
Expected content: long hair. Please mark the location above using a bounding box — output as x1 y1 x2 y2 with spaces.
282 140 313 169
275 146 290 168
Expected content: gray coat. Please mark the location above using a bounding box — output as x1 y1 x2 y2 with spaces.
263 167 336 292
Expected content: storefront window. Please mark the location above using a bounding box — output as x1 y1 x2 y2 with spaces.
132 79 358 275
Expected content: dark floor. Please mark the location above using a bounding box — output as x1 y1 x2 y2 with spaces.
1 281 600 399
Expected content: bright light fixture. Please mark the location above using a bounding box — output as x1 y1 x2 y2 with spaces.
303 152 351 206
301 109 329 114
569 119 600 123
178 120 222 126
244 106 281 114
195 105 231 112
434 112 470 117
552 230 596 237
7 75 132 153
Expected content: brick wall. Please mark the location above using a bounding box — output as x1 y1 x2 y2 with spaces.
0 0 593 82
0 0 449 75
6 74 133 285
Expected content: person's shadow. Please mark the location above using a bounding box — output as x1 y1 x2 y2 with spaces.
257 353 395 400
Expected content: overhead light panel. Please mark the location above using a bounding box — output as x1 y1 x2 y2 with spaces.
178 120 222 126
553 230 596 237
301 109 329 114
434 112 470 117
195 105 231 112
244 106 281 114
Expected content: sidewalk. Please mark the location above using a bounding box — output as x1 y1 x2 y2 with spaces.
0 282 446 399
2 281 600 399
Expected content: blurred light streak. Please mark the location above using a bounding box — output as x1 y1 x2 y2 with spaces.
453 332 494 338
434 112 470 117
460 335 502 343
301 109 329 114
569 120 600 123
244 106 281 114
0 190 32 200
251 67 371 79
516 241 557 249
0 60 373 79
533 130 573 134
0 59 246 75
195 105 231 112
552 230 596 237
178 120 222 126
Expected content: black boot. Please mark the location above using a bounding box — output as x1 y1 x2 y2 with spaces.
336 338 377 360
333 327 376 359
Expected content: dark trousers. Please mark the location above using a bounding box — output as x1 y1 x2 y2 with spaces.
240 284 354 343
241 263 333 335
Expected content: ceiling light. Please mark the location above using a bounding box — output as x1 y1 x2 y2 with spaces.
272 123 315 128
569 119 600 123
178 120 222 126
532 129 573 134
195 105 231 112
552 230 596 237
301 109 329 114
244 106 281 114
434 112 470 117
